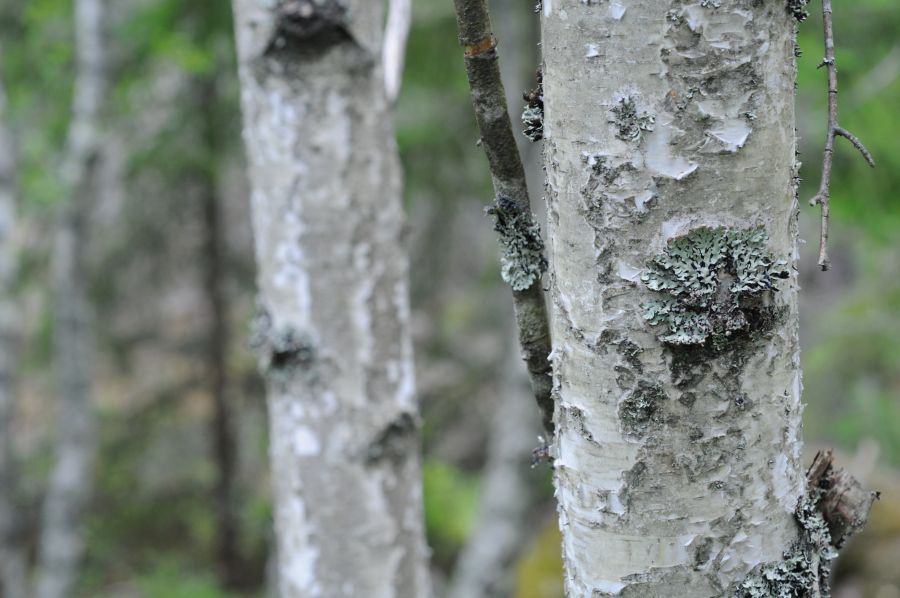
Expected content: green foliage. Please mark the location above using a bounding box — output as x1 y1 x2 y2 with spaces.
423 459 480 565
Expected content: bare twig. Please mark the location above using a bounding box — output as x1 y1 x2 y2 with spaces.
452 0 554 434
809 0 875 271
382 0 411 103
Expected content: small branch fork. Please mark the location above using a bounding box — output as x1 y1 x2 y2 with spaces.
810 0 875 271
451 0 555 434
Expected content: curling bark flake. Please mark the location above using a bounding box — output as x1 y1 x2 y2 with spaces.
231 1 429 596
35 0 105 596
542 2 807 595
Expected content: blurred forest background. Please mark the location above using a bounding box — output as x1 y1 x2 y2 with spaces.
0 0 898 596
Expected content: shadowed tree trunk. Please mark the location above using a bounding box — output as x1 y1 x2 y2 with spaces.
35 0 106 595
196 73 241 587
231 1 430 596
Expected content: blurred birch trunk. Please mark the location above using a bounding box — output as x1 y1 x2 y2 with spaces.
35 0 106 595
0 73 27 598
231 1 430 595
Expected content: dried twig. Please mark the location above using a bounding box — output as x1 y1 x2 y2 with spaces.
452 0 554 434
810 0 875 271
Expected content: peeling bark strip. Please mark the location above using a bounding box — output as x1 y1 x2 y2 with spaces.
542 1 810 595
232 1 430 596
452 0 554 434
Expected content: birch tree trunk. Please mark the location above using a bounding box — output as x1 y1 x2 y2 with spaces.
0 74 28 598
35 0 105 595
231 2 430 596
541 2 807 595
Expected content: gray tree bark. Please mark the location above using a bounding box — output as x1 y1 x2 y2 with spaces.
231 2 430 596
541 2 806 595
0 74 28 598
35 0 106 595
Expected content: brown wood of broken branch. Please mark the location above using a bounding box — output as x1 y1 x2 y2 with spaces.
806 449 880 548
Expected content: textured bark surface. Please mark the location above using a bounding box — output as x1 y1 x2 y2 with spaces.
35 0 105 595
541 1 804 595
232 2 430 596
0 76 27 598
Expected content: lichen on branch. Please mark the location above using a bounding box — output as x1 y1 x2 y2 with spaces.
486 197 548 292
641 226 789 346
522 69 544 142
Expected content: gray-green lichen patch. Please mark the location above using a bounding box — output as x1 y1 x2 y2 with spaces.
522 69 544 142
619 381 668 436
733 494 835 597
641 226 789 347
786 0 810 22
609 96 655 143
734 451 878 598
486 196 548 291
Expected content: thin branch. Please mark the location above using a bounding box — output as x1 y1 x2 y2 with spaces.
452 0 554 434
382 0 411 104
809 0 875 271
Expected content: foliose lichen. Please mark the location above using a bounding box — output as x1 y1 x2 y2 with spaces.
641 226 789 347
734 494 836 598
786 0 810 22
610 96 655 144
522 69 544 142
486 196 548 291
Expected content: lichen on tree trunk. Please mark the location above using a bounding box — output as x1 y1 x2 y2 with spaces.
231 1 429 596
541 1 809 595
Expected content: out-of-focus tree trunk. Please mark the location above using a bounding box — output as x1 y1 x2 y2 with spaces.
0 74 27 598
231 2 430 596
195 74 241 587
447 322 542 598
541 2 808 595
35 0 106 595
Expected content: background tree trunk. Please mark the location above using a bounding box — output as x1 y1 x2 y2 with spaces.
0 74 27 598
541 1 805 595
231 2 430 596
35 0 106 595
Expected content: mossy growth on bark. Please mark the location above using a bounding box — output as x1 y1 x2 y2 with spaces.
486 197 548 292
641 226 789 348
609 96 655 144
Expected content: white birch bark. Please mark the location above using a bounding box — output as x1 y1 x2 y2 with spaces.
231 2 430 596
541 1 805 595
35 0 106 595
0 74 28 598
